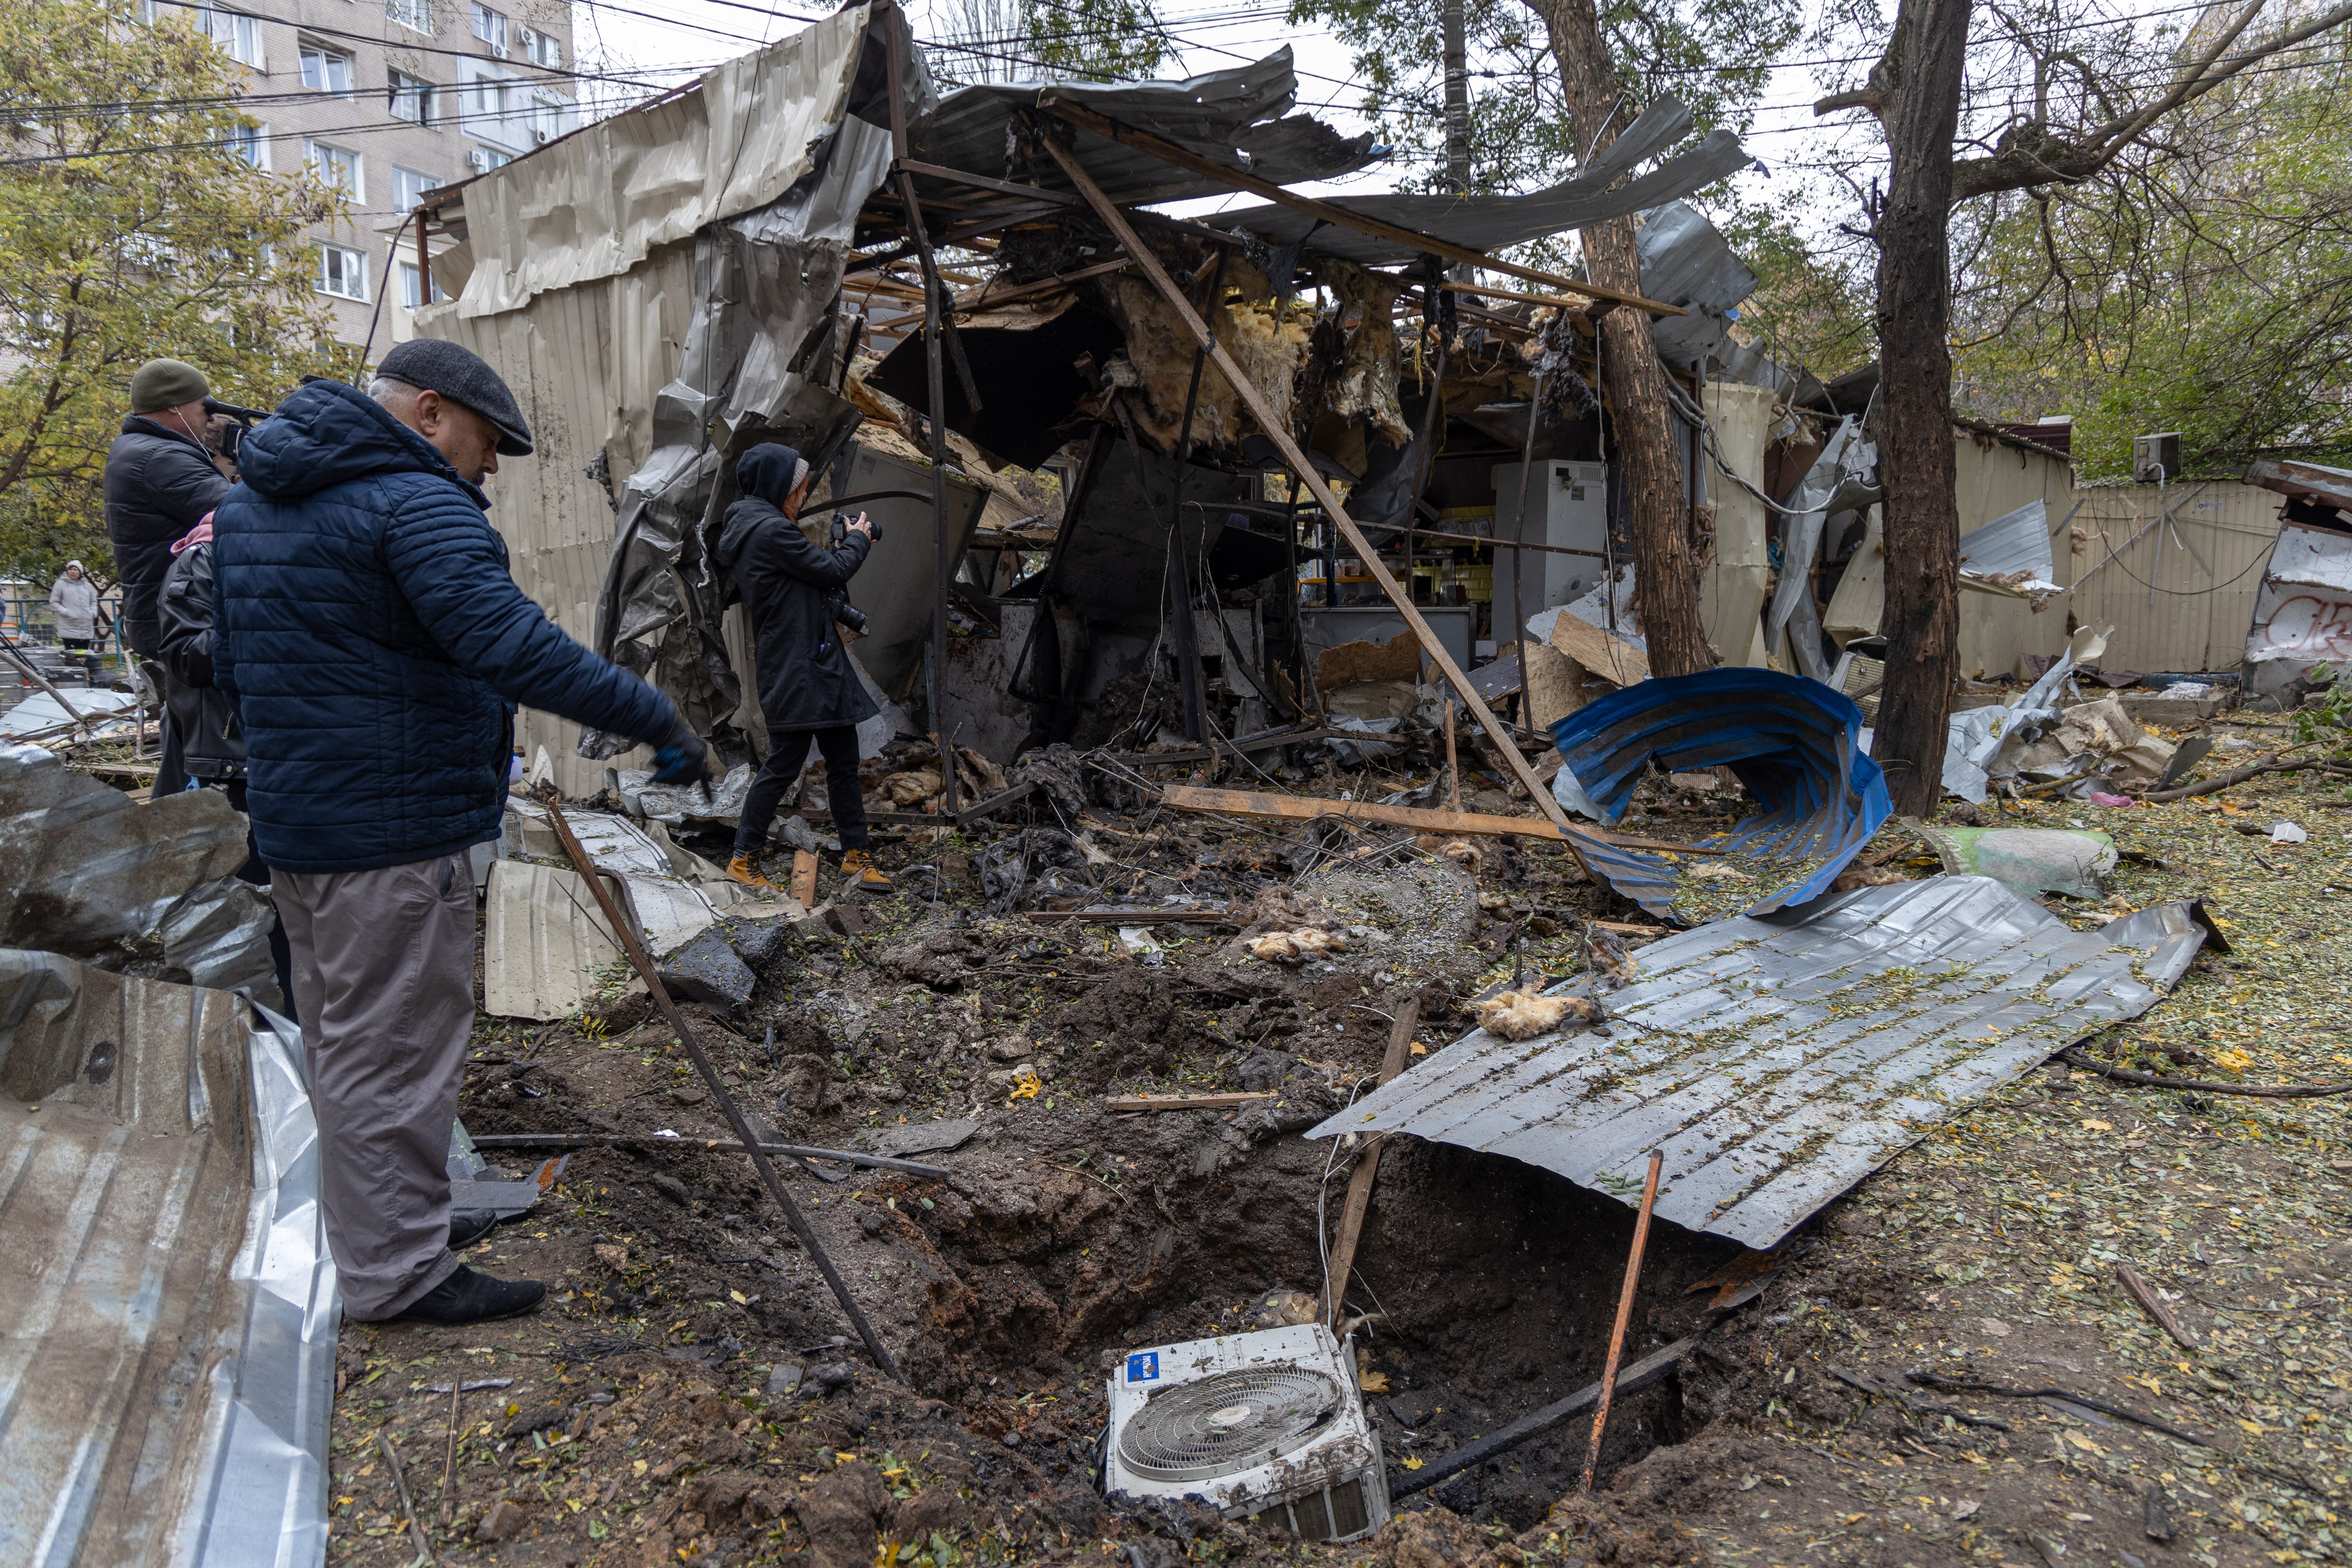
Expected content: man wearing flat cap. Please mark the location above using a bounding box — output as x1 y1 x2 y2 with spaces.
212 339 713 1327
107 358 234 792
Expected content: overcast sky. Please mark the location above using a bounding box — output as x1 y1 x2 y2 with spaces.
560 0 1865 219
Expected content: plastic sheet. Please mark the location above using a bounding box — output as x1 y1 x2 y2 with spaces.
1546 668 1890 922
0 742 276 993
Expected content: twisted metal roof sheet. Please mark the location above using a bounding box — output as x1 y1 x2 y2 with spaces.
1309 877 2214 1249
1548 668 1891 922
913 47 1378 207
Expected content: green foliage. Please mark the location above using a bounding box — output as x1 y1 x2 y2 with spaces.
1718 202 1876 383
925 0 1174 87
0 0 346 583
2293 664 2352 756
1286 0 1799 200
1951 39 2352 477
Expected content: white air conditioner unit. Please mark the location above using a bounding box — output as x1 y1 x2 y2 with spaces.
467 148 493 173
532 128 553 144
1103 1324 1390 1543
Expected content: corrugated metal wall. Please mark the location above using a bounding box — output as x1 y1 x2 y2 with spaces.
1951 430 2074 679
424 243 698 799
2067 478 2282 674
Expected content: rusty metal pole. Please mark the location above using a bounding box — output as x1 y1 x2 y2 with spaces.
883 5 958 812
540 797 904 1382
1581 1149 1664 1493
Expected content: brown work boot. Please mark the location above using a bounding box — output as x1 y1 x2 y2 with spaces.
840 848 893 891
726 854 775 891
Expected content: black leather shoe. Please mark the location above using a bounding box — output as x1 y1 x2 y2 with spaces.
450 1210 499 1250
391 1266 546 1326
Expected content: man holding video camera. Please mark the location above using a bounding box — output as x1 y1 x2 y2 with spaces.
716 441 892 893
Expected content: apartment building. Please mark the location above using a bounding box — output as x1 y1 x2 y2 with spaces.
172 0 579 348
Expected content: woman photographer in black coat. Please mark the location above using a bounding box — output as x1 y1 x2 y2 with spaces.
716 442 890 892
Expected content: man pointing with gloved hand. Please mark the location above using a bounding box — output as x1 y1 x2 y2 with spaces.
213 339 708 1328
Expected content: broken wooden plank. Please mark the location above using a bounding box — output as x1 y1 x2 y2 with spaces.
1106 1092 1276 1113
1548 610 1651 687
1039 101 1687 318
952 779 1038 826
1324 997 1419 1328
1030 127 1596 877
1590 919 1668 936
1156 784 1724 855
790 851 819 910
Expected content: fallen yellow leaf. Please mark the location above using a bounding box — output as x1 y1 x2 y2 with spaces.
729 1289 749 1305
1359 1371 1392 1393
1401 1457 1425 1471
2064 1431 2106 1454
1409 1043 1428 1057
2080 1118 2113 1131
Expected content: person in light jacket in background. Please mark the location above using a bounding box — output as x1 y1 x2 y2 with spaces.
716 441 892 893
47 561 102 678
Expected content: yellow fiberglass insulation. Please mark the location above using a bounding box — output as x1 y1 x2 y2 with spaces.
1321 258 1411 446
1096 262 1311 452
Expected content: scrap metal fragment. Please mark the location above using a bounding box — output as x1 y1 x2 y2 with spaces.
1309 877 2213 1249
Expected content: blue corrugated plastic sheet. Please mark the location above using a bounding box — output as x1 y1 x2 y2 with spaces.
1548 668 1891 922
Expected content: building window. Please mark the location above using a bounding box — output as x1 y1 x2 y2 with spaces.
302 139 361 198
397 261 446 309
388 70 433 124
528 91 570 145
298 43 354 95
198 6 263 67
319 245 368 301
223 120 267 168
519 26 560 68
470 3 507 56
392 164 438 210
384 0 432 33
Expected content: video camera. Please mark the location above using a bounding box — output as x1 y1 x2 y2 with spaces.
823 511 877 634
203 397 271 462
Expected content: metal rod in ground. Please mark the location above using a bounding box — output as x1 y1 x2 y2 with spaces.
1581 1148 1664 1494
1391 1335 1694 1498
465 1132 951 1180
438 1380 461 1523
379 1430 438 1563
538 797 904 1383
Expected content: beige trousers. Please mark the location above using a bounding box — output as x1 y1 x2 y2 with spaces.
270 851 475 1319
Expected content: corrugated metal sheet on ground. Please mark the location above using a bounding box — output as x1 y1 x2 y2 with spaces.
0 686 139 739
1310 877 2211 1249
1547 668 1889 922
0 950 335 1563
482 859 629 1021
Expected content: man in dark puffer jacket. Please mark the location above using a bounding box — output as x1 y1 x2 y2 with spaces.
214 339 709 1327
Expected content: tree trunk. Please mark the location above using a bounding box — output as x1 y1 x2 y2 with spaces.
1528 0 1716 679
1872 0 1972 816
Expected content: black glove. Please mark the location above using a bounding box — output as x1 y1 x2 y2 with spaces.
649 715 710 787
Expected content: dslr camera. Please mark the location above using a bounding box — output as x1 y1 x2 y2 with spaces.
204 397 270 462
824 510 877 634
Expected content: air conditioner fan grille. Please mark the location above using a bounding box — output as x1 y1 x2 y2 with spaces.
1118 1365 1342 1482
